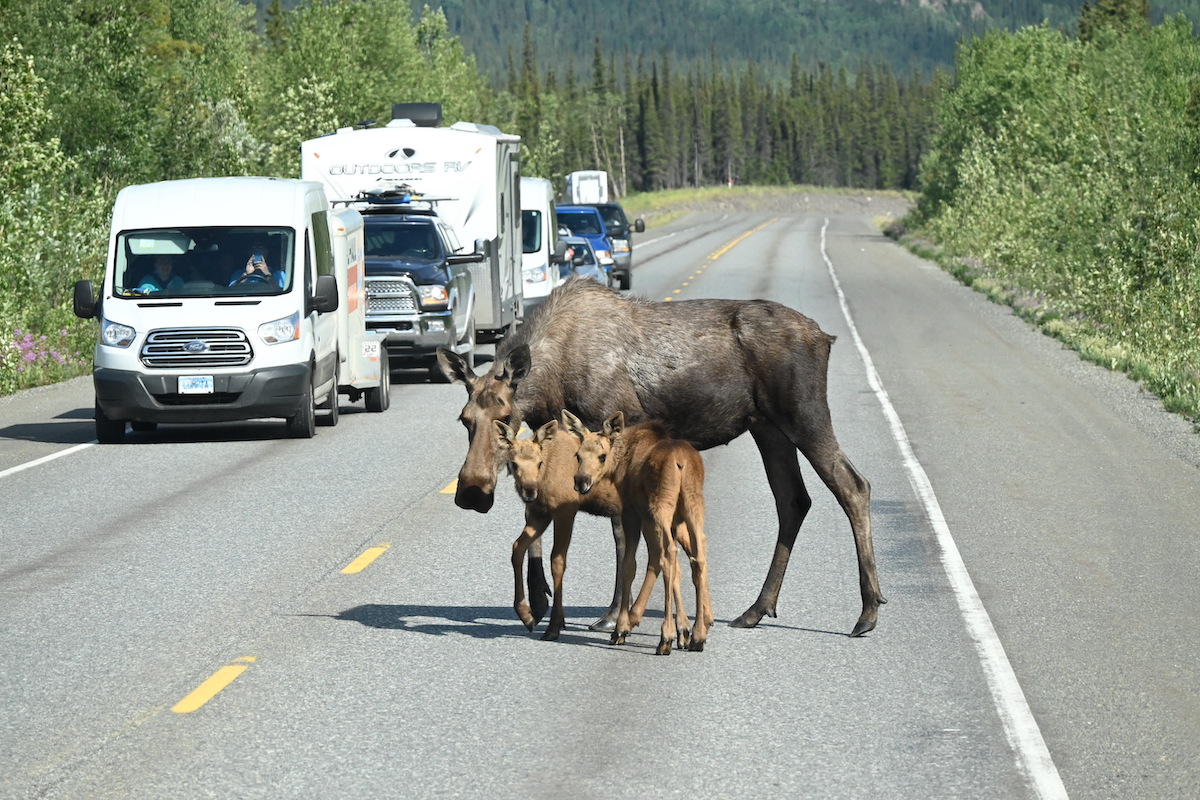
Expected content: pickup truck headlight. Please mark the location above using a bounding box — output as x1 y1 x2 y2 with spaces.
611 238 630 254
100 317 136 348
595 248 614 266
523 264 549 284
417 284 450 310
259 311 300 344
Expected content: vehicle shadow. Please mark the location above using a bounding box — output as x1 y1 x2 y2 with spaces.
0 407 96 445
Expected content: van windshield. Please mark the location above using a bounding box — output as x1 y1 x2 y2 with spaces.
113 226 295 298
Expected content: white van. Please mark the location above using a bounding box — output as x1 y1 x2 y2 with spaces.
73 177 387 443
520 176 567 312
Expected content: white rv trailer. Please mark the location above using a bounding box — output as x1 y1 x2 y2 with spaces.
301 105 523 343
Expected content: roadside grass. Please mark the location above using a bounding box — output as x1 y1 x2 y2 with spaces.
888 224 1200 431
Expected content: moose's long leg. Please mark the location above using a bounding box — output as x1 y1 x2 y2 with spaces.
730 423 812 628
526 536 551 625
805 445 885 637
588 516 626 632
542 511 578 641
512 508 551 631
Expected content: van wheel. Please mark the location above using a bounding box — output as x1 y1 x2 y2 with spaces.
95 402 126 444
317 388 339 427
286 381 316 439
365 349 390 412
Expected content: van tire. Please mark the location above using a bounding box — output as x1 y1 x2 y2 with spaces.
365 349 390 413
287 381 316 439
95 402 126 444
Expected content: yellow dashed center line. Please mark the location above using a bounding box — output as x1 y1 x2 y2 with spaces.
441 479 458 494
172 656 255 714
342 543 391 574
662 218 776 301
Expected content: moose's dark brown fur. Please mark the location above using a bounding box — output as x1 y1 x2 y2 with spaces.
438 277 884 636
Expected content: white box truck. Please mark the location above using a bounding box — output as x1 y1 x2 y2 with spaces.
520 176 568 313
566 170 609 204
301 103 523 344
72 177 388 443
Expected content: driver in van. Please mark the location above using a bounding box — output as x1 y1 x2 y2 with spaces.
229 243 285 288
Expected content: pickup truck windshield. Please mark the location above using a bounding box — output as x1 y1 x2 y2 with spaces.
113 226 295 298
364 220 443 263
557 211 603 236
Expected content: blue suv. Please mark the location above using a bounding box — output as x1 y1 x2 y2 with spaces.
555 204 623 288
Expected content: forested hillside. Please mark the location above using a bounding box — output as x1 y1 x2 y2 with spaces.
254 0 1200 77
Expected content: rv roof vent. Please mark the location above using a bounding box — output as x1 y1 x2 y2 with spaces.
391 102 442 128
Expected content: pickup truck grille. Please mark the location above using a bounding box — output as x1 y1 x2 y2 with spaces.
366 278 418 314
140 327 253 368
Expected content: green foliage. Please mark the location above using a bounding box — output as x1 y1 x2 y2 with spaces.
908 15 1200 425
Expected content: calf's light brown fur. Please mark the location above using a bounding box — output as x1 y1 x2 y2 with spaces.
568 411 713 655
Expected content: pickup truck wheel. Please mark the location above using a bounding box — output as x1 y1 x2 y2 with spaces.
365 349 390 413
95 402 126 444
286 381 316 439
618 271 631 290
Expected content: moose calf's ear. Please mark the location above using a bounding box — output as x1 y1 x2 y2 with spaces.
603 412 625 436
535 420 558 444
561 409 586 440
494 420 516 446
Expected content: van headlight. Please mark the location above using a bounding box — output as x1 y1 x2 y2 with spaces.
259 311 300 344
418 284 450 310
524 264 549 284
100 317 136 348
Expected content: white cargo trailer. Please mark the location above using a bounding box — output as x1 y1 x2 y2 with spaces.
566 170 609 204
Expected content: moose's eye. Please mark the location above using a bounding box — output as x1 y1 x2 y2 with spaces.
599 454 607 464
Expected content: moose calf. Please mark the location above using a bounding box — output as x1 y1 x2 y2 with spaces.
568 411 713 655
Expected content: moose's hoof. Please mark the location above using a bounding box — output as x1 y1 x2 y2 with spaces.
655 638 673 656
849 617 876 638
609 630 629 646
541 627 561 642
588 613 618 632
728 608 763 628
687 639 706 652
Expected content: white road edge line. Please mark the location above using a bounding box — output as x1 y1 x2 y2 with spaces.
0 441 96 479
820 218 1068 800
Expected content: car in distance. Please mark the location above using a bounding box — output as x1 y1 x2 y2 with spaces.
588 202 644 289
555 204 617 285
558 235 611 288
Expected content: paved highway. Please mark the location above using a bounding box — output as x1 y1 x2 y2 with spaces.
1 202 1197 798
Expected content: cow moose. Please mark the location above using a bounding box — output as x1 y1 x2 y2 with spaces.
568 411 713 655
437 277 884 637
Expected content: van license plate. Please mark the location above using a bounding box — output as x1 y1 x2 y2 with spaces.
179 375 214 394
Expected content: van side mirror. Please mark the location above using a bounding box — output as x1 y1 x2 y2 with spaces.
73 280 97 319
633 218 645 234
312 274 339 314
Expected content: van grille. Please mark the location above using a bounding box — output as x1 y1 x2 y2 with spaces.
140 328 253 368
366 278 418 314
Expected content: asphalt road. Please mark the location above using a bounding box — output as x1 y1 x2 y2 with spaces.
1 201 1197 799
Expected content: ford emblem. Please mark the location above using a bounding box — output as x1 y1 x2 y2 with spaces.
184 340 208 353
